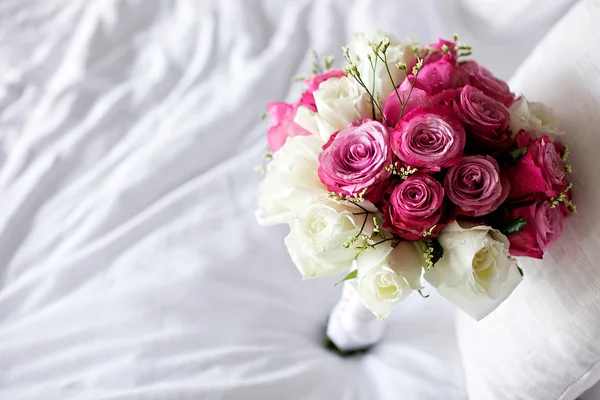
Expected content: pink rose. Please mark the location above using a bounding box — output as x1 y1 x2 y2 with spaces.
460 60 515 107
504 200 564 259
300 69 346 111
383 173 445 240
266 70 344 152
507 131 568 201
453 85 513 153
383 59 463 126
422 38 458 64
318 119 393 198
390 107 466 170
266 102 311 152
444 155 509 217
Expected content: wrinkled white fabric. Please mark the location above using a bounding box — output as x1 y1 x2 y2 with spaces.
0 0 578 399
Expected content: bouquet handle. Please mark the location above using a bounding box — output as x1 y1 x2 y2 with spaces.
326 282 386 353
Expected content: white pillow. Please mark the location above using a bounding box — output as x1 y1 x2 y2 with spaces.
456 0 600 399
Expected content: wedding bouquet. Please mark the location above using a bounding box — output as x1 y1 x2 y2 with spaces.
256 32 575 351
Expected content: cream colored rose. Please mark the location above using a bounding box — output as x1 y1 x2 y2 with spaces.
424 221 522 320
509 96 563 138
349 31 414 103
351 241 423 319
312 76 372 134
256 135 327 226
294 105 338 142
285 200 372 279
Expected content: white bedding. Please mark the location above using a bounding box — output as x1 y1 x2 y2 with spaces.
0 0 578 399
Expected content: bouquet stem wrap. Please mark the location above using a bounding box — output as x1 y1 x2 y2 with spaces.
326 282 386 352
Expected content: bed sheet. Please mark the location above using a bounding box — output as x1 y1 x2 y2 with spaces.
0 0 577 399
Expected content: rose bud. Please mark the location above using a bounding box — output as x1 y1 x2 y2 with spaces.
453 85 513 153
460 60 515 107
318 119 393 199
504 200 565 259
444 155 509 217
383 173 445 241
390 107 466 171
506 131 568 201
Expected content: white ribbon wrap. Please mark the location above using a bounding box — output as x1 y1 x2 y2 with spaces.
326 282 386 351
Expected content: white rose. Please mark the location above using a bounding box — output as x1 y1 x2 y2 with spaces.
312 76 372 135
285 200 371 279
351 241 423 319
423 221 522 321
349 31 414 102
509 96 563 138
294 105 338 142
256 135 327 226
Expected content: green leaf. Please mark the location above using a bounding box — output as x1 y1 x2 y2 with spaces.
501 217 528 235
417 289 430 298
336 270 357 286
505 147 527 164
428 239 444 265
517 265 524 277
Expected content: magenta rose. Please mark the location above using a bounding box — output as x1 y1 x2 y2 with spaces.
383 59 464 126
507 131 568 201
460 60 515 107
444 155 509 217
453 85 513 153
504 200 564 259
266 102 311 152
300 69 346 111
318 119 393 198
383 173 445 240
390 107 466 171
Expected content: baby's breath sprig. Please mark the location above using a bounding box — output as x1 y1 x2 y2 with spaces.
451 34 473 59
354 236 398 256
561 146 573 173
343 47 387 123
421 243 436 270
330 190 372 247
386 162 418 179
328 189 366 204
550 183 577 213
367 37 422 121
253 166 266 174
423 225 437 238
291 75 308 82
399 166 418 179
259 112 268 120
393 57 424 120
372 215 387 240
323 55 335 70
311 49 323 75
417 227 443 270
410 35 421 56
262 151 273 160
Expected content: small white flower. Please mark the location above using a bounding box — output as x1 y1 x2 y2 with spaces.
312 76 372 135
509 96 563 138
349 31 414 103
256 135 327 226
424 221 522 321
285 200 371 279
351 241 423 319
